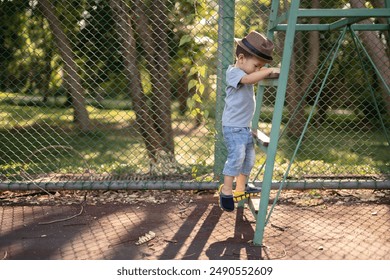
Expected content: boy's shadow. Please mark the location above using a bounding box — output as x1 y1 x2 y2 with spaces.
206 206 263 260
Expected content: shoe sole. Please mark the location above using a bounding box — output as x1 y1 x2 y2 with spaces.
233 191 261 202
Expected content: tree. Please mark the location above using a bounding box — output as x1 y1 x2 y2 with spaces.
37 0 91 132
286 0 320 137
109 0 173 164
0 0 29 92
350 0 390 117
371 0 390 55
138 0 174 155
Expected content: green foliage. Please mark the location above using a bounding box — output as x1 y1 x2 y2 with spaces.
0 0 388 185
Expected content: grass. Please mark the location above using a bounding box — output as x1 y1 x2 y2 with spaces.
0 91 389 182
0 92 215 181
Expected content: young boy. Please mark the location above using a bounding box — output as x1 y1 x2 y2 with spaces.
219 31 278 212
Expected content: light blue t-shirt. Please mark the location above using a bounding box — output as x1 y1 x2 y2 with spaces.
222 65 255 127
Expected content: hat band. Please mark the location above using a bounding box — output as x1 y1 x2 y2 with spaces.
242 38 273 61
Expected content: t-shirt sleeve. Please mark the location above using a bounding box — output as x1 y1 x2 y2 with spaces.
226 67 246 89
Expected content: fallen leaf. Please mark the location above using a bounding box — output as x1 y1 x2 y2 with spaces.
135 231 156 245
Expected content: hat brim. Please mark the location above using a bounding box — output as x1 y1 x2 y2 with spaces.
234 38 273 63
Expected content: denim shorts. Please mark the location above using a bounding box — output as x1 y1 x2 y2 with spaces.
222 126 255 176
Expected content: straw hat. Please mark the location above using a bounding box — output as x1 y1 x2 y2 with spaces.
235 31 274 63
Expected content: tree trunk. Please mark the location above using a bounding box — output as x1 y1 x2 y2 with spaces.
132 0 175 157
350 0 390 117
37 0 90 132
370 0 389 55
150 0 174 155
287 0 320 137
41 23 53 103
286 37 301 138
110 0 162 161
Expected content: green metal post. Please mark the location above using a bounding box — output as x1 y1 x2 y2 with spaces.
251 89 265 131
250 0 280 133
214 0 235 181
267 0 281 36
252 0 301 246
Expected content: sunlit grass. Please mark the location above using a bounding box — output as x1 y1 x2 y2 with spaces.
0 93 388 182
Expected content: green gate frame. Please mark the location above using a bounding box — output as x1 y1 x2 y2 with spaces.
215 0 390 255
252 0 390 251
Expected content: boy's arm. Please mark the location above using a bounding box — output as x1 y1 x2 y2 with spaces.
240 67 280 84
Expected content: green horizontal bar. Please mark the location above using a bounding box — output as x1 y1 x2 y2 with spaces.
274 24 389 31
330 17 368 30
258 78 279 86
298 8 390 18
339 24 389 31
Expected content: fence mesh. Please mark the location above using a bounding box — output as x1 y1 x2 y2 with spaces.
0 0 388 189
0 0 389 261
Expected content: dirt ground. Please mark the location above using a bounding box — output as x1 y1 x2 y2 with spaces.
0 189 389 260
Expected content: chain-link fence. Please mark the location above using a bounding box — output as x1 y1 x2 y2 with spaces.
0 0 389 191
0 0 389 261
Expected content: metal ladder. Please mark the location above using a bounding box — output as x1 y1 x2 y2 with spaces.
247 0 390 252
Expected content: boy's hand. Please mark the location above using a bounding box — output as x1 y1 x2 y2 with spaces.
241 67 280 84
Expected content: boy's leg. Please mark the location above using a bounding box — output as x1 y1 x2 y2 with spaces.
235 174 247 192
233 130 259 202
222 175 234 195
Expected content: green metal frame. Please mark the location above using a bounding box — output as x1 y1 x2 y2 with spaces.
214 0 235 180
213 0 390 253
249 0 390 252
